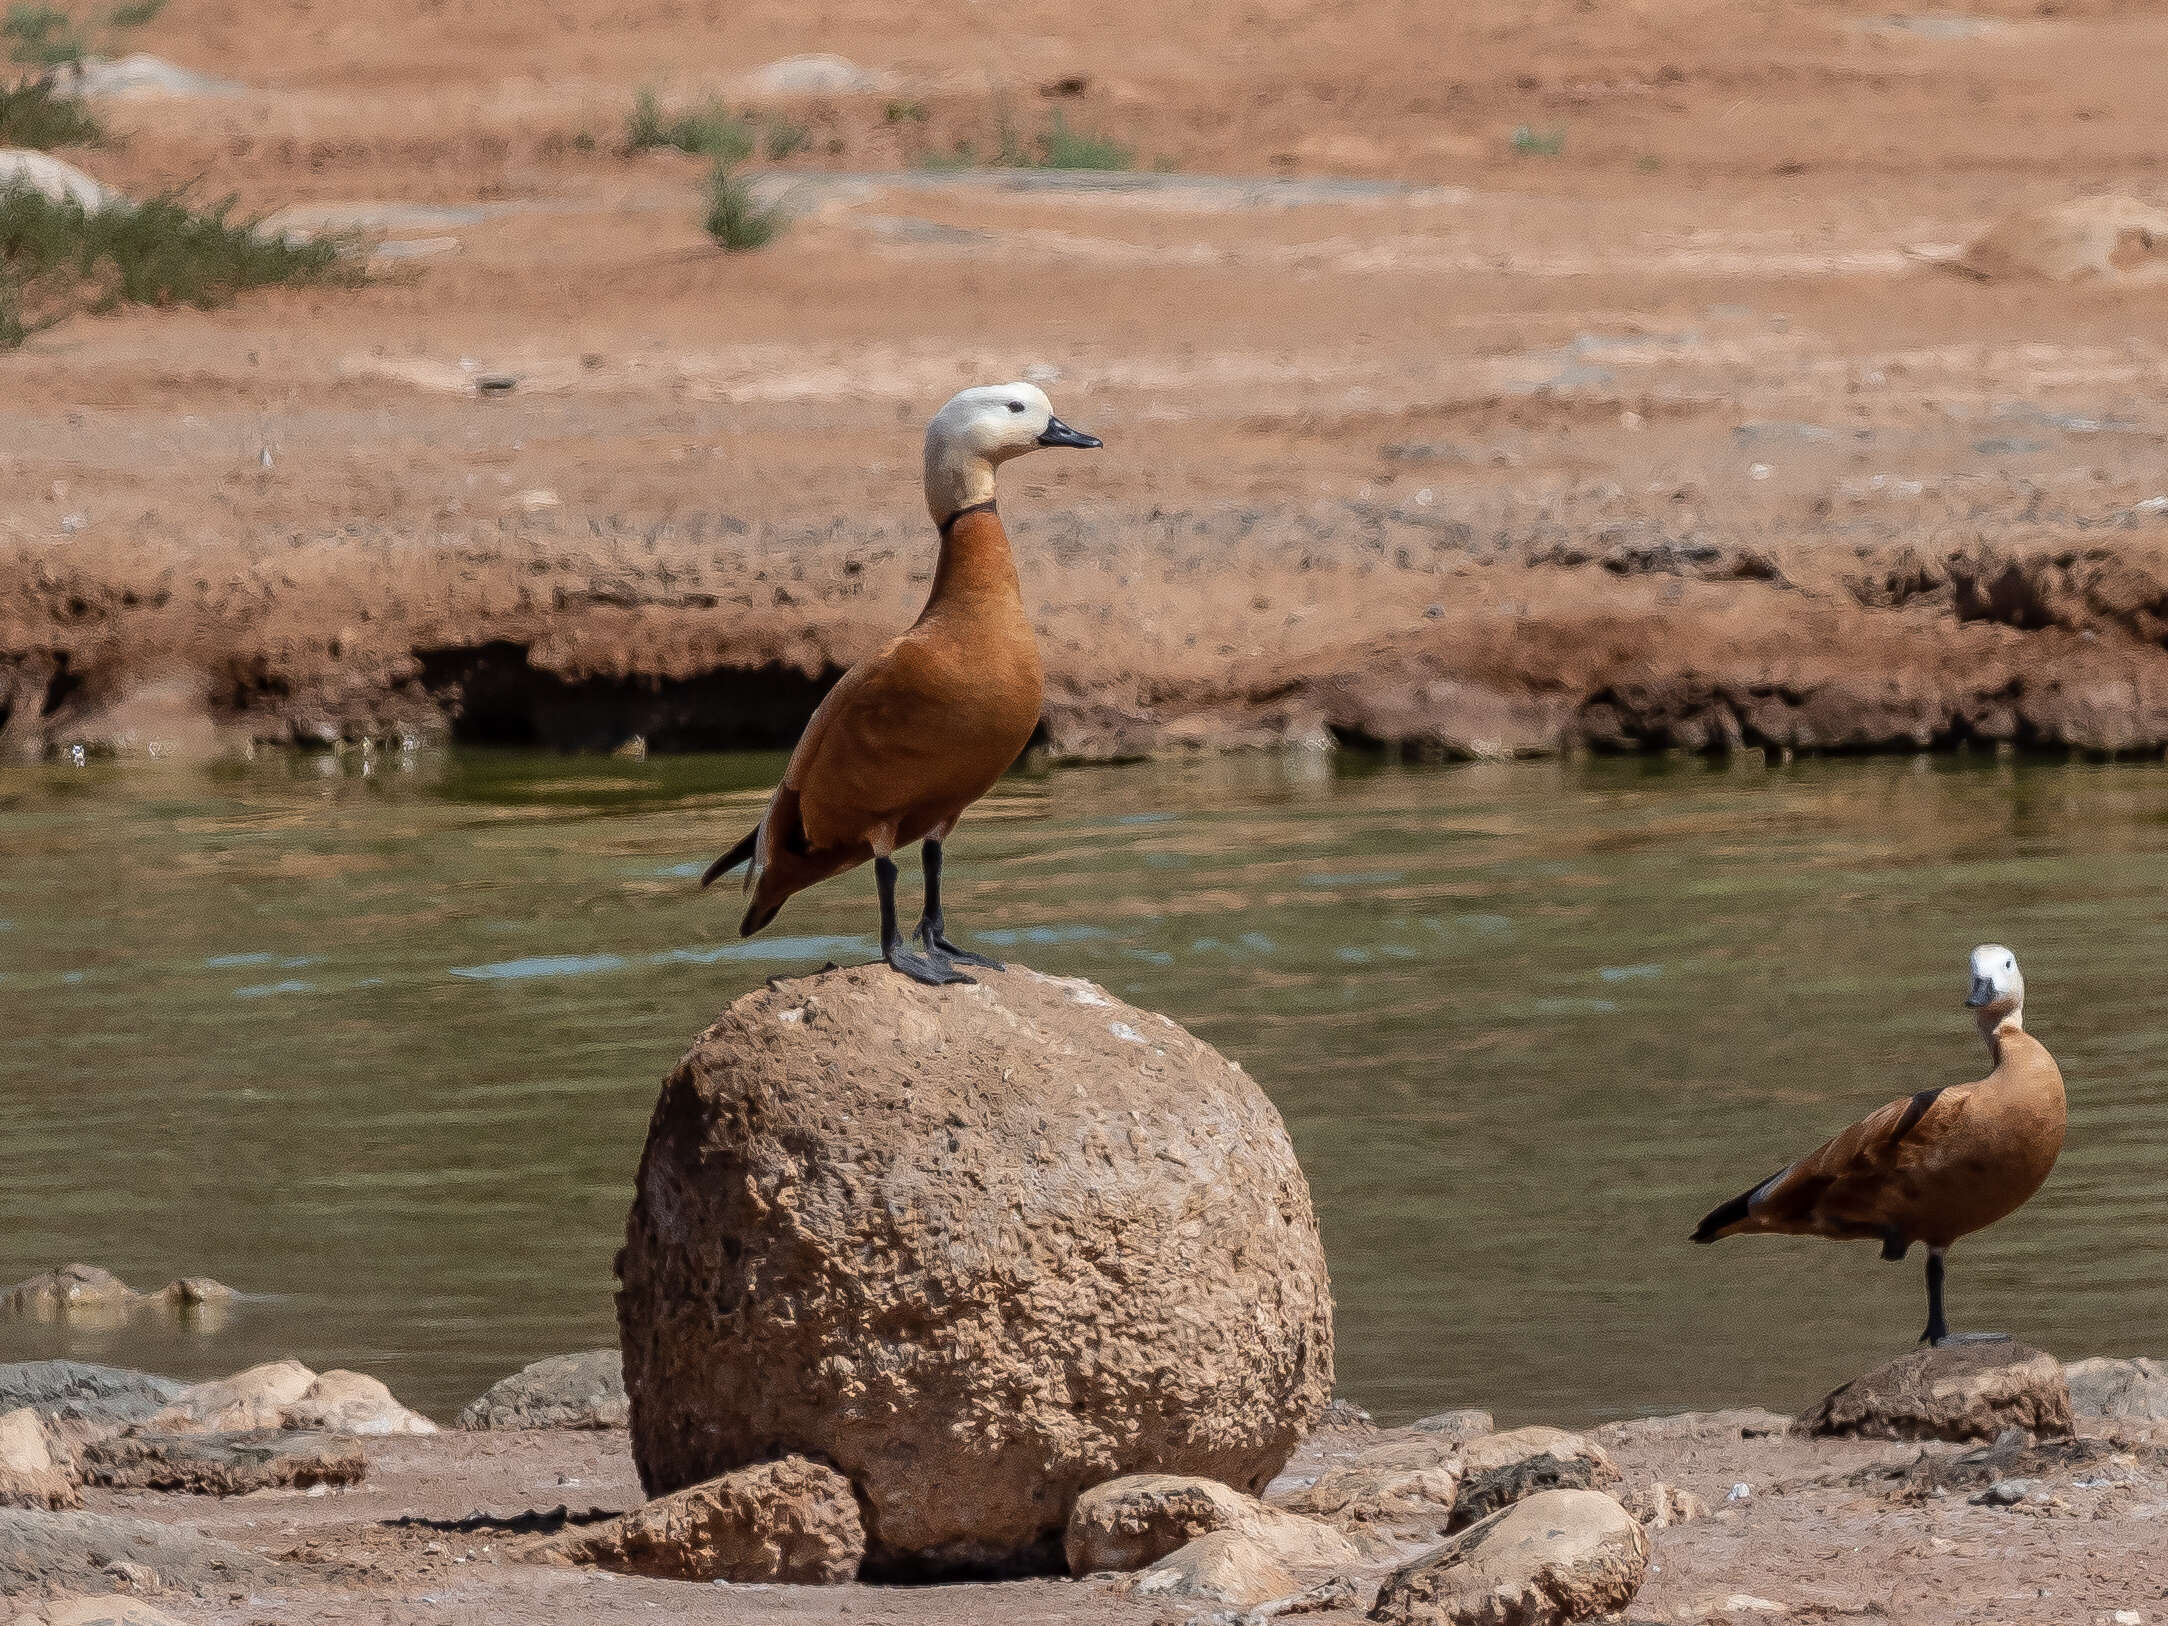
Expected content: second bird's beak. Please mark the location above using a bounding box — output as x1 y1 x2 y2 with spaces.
1964 975 1996 1008
1036 416 1103 450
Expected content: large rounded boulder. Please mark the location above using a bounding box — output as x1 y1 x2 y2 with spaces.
615 964 1334 1576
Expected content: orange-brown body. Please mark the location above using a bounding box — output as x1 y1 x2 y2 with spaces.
738 505 1043 935
1702 1019 2065 1251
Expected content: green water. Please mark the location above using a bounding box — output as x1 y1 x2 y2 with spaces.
2 748 2163 1427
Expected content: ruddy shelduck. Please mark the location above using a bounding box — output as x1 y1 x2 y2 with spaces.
1693 945 2065 1346
700 382 1101 984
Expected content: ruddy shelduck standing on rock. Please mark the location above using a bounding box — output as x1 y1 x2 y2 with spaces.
700 382 1101 984
1693 945 2065 1346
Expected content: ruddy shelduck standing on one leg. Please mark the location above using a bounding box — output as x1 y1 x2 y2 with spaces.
1693 945 2065 1346
700 383 1101 985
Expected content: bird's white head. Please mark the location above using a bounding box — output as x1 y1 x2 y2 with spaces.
1964 943 2024 1032
922 382 1101 525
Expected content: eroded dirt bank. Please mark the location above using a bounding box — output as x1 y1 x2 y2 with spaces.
3 0 2166 761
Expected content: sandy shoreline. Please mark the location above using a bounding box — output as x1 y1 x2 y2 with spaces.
10 1375 2166 1625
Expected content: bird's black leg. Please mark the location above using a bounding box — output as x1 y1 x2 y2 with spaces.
1921 1249 1949 1347
913 839 1004 970
1920 1246 2012 1347
878 855 969 986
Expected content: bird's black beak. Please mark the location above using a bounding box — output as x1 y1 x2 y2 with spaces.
1964 975 1996 1008
1036 416 1102 450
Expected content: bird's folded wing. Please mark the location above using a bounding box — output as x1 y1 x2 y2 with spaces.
788 638 976 852
1753 1083 1973 1232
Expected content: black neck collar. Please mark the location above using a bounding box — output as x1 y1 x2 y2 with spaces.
938 499 997 539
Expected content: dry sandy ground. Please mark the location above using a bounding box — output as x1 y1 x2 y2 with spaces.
3 0 2167 760
35 1405 2168 1626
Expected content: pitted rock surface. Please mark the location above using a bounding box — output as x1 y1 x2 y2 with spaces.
615 964 1334 1575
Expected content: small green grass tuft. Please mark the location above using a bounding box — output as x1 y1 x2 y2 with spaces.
763 117 809 161
1034 110 1132 170
3 3 85 67
883 98 928 125
0 73 100 145
106 0 165 26
0 183 358 348
1510 124 1566 157
624 89 756 163
700 160 783 252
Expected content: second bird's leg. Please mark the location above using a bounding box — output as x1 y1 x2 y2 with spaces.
1921 1249 1949 1346
913 839 1005 970
877 855 970 986
1920 1250 2010 1347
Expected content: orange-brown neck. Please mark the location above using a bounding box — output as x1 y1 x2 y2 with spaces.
920 503 1021 617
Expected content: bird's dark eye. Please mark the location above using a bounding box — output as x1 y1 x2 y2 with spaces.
1007 401 1025 413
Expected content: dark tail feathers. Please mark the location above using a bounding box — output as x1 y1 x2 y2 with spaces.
700 824 760 889
1690 1187 1756 1244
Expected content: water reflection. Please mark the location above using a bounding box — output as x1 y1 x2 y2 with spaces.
2 747 2165 1425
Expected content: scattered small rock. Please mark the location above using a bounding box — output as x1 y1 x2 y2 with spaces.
1368 1489 1648 1626
0 1506 279 1597
1450 1427 1621 1531
0 153 115 212
1618 1480 1708 1529
1801 1342 2073 1444
1125 1530 1300 1609
457 1351 627 1431
280 1370 437 1436
522 1456 863 1583
1283 1438 1462 1546
1954 195 2168 286
63 53 242 98
2065 1356 2168 1422
1971 1476 2046 1507
0 1362 184 1442
737 54 883 95
7 1598 191 1626
1067 1474 1357 1577
0 1406 79 1511
78 1429 365 1495
146 1360 320 1434
1409 1409 1494 1444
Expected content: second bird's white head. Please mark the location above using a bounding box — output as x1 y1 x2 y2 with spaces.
1965 943 2024 1024
923 382 1101 524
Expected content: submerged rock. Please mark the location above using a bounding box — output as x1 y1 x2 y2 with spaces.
616 965 1335 1575
1066 1474 1356 1577
1802 1342 2073 1443
0 1406 78 1510
3 1265 138 1322
524 1456 863 1583
2064 1356 2168 1422
458 1350 627 1430
79 1428 365 1495
1449 1427 1621 1531
1369 1489 1648 1626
